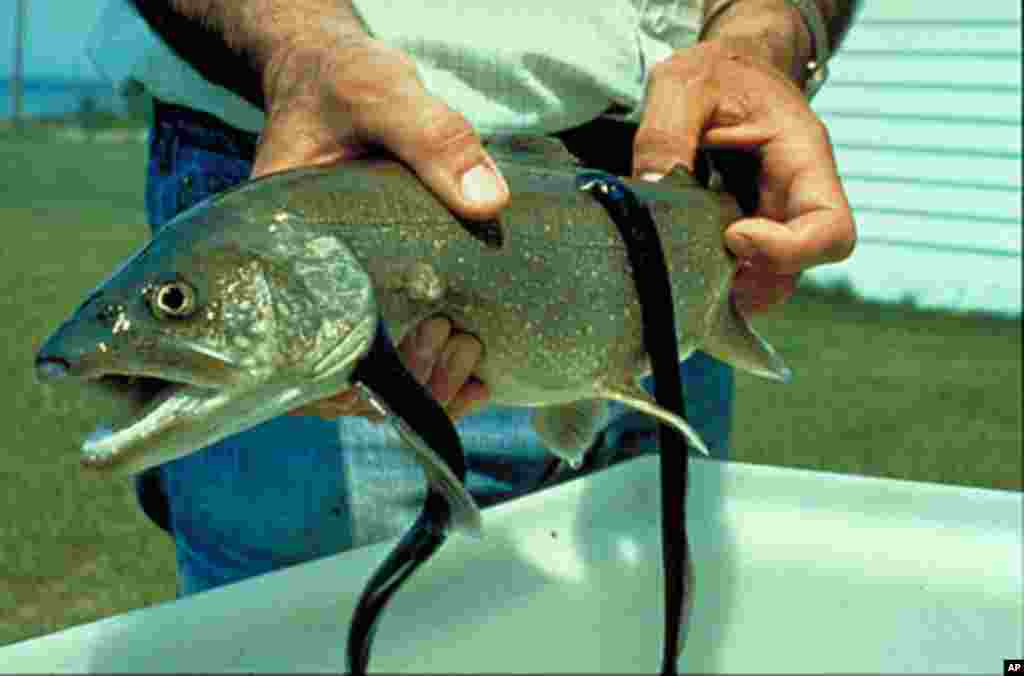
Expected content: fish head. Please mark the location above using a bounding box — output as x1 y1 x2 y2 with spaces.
35 190 377 474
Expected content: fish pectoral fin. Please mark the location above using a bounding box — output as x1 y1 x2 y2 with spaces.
420 460 484 539
386 411 483 538
531 400 610 469
596 381 711 457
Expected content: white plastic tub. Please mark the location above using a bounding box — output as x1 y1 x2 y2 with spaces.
2 457 1021 673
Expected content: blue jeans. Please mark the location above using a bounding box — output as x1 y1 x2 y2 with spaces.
139 102 735 596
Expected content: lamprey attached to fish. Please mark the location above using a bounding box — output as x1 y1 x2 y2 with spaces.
35 136 790 672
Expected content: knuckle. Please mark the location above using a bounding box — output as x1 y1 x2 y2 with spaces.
834 225 857 262
325 44 423 116
451 333 483 360
806 116 832 147
824 218 857 263
634 126 690 173
715 90 757 126
649 50 699 83
648 58 675 83
635 124 678 149
413 108 479 160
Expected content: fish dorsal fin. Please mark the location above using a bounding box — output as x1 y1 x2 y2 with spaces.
595 381 710 457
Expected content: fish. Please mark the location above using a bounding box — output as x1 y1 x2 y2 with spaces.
34 135 790 670
35 134 787 484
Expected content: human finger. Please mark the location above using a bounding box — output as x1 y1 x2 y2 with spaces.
447 378 490 421
632 54 716 179
425 332 484 408
251 108 368 179
725 209 856 275
343 56 510 221
398 316 452 386
731 261 799 315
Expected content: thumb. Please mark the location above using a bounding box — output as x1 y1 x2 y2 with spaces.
367 96 510 221
251 110 365 179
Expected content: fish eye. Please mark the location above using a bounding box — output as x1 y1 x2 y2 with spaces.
149 280 197 319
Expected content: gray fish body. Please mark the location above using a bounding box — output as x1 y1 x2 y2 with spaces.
36 137 788 532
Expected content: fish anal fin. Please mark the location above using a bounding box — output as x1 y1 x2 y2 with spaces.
531 400 610 469
596 381 710 457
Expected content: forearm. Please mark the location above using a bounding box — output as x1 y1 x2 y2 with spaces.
701 0 862 88
129 0 370 109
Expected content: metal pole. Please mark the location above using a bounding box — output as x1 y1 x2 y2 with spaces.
11 0 27 125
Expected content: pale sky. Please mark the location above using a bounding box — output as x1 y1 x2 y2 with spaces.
1 0 112 79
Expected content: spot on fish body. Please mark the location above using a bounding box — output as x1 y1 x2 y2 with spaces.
307 236 345 259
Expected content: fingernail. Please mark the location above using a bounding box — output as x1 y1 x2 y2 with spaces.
641 172 665 183
445 340 478 377
461 162 504 205
411 321 447 384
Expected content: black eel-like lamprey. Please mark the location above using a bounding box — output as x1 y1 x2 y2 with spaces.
345 169 697 674
579 171 694 674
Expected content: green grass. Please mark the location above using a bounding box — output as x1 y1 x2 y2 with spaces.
734 282 1022 490
0 136 1020 648
1 137 179 646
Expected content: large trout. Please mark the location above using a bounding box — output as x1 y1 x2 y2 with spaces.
35 136 788 672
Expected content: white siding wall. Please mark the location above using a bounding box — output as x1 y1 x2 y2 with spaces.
807 1 1022 316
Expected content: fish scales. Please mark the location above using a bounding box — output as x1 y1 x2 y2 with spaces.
223 151 739 406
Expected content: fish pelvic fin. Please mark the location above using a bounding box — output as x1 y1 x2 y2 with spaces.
531 400 610 469
703 293 792 383
596 381 710 457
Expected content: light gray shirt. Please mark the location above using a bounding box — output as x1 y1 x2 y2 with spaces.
86 0 703 134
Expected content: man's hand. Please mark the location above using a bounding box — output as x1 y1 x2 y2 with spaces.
252 37 509 220
633 33 856 315
251 30 505 421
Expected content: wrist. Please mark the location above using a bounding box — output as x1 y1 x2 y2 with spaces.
164 0 372 94
228 1 371 75
700 0 813 89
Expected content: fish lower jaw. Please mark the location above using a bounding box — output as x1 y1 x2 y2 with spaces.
79 379 197 471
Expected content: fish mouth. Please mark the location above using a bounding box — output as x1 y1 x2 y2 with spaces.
76 370 222 471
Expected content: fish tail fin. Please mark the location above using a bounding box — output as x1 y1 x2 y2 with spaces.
703 294 792 383
596 382 711 457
